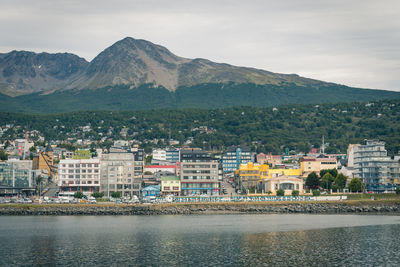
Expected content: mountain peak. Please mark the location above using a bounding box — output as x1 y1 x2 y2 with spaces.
2 37 329 95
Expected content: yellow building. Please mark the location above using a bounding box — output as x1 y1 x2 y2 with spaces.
32 145 55 177
161 176 181 196
235 162 301 190
300 157 337 177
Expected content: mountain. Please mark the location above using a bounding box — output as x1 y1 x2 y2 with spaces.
66 37 327 91
0 51 88 96
0 37 399 112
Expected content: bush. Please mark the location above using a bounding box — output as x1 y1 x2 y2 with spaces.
111 192 121 198
292 190 299 196
92 192 104 198
276 189 285 196
396 188 400 195
312 190 321 196
74 191 84 199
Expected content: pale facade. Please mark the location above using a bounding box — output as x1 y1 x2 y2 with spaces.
58 159 100 194
161 176 181 196
300 157 337 177
262 176 304 195
101 152 141 197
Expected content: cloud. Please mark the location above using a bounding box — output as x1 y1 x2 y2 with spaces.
0 0 399 91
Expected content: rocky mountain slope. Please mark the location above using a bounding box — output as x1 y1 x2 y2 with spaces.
1 37 329 96
0 51 88 96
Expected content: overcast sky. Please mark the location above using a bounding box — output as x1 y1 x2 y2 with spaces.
1 0 399 91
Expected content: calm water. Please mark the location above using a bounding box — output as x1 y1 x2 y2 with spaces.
1 214 400 266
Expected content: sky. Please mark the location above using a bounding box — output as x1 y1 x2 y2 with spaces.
1 0 399 91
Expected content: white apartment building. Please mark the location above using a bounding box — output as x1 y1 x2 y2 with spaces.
152 149 167 161
58 159 100 194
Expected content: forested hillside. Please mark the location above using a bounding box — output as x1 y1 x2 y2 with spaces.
1 99 399 155
0 83 399 113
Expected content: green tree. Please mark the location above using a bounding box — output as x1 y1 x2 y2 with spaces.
305 172 320 189
0 149 8 160
74 191 84 199
292 190 299 196
312 190 321 196
321 173 335 190
334 173 347 191
111 192 121 198
320 168 338 179
92 192 104 198
348 178 363 192
396 188 400 195
276 189 285 196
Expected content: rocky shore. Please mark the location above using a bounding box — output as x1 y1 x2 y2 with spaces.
1 200 400 216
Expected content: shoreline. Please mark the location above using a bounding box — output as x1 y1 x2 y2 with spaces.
1 200 400 216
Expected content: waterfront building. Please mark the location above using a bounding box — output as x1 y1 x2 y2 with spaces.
161 176 181 196
300 156 337 177
0 159 33 195
100 152 141 198
180 149 219 196
141 185 161 197
234 162 302 192
58 159 100 194
262 175 304 195
352 140 400 192
222 146 254 174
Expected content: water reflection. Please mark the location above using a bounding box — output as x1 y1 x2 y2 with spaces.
0 215 400 266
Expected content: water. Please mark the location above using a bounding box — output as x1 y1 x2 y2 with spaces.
1 214 400 266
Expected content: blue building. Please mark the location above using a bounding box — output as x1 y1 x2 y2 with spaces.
141 185 161 197
166 149 180 162
222 146 253 174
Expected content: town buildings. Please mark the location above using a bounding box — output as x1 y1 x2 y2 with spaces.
152 148 180 162
257 153 282 167
100 152 141 198
0 159 33 195
57 159 101 194
300 156 337 177
234 162 302 192
161 176 181 196
180 149 219 196
352 140 400 192
145 164 179 175
32 145 55 178
262 176 304 195
222 146 253 174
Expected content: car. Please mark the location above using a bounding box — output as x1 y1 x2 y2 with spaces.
88 197 97 204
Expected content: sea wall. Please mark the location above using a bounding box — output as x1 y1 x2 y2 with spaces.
1 201 400 216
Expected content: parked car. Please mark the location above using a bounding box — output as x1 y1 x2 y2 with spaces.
88 197 97 204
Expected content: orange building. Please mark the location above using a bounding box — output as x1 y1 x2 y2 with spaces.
33 145 55 177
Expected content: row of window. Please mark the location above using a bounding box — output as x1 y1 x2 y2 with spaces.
61 163 99 168
61 169 99 173
182 176 216 180
61 174 99 179
182 165 217 168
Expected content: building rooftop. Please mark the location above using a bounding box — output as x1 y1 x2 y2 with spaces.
161 176 180 181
